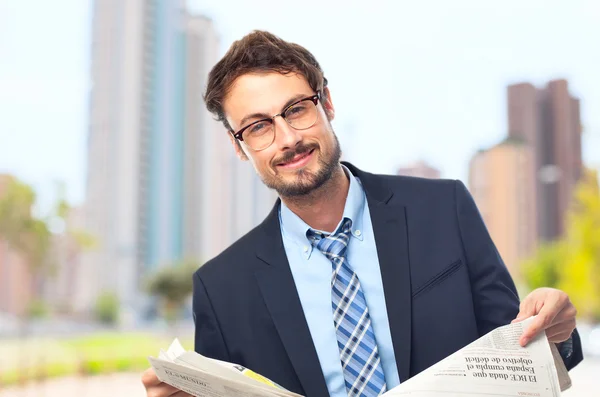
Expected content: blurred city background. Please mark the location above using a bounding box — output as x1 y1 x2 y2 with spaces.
0 0 599 395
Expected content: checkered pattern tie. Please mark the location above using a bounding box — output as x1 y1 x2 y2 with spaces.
308 218 387 397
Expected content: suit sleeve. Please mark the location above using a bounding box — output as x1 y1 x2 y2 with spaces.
192 271 231 361
454 179 520 334
454 180 583 370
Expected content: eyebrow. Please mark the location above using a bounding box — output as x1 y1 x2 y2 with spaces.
238 93 309 128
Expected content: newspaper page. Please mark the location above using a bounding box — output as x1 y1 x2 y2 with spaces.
149 317 570 397
149 339 302 397
385 317 570 397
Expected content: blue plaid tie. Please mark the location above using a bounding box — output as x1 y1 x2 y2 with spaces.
308 218 387 397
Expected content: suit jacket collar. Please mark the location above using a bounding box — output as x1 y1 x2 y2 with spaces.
255 162 412 394
341 161 394 204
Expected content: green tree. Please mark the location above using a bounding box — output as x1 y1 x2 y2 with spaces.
0 177 51 272
0 177 52 321
556 169 600 320
523 169 600 321
522 241 564 290
0 177 95 317
0 177 53 380
145 260 198 325
94 291 120 325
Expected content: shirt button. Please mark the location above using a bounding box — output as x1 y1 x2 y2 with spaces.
354 230 362 236
303 246 309 253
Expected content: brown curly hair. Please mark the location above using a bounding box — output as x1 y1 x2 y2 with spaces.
203 30 328 132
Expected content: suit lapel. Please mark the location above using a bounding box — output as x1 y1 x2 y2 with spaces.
369 201 412 382
344 162 413 382
254 202 329 397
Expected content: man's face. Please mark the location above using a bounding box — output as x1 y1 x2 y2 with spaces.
223 72 341 197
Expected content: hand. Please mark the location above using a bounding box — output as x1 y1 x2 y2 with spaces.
141 367 192 397
512 287 577 347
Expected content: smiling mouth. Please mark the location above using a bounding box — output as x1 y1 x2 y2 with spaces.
277 149 315 168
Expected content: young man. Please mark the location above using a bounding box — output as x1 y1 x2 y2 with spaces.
142 31 582 397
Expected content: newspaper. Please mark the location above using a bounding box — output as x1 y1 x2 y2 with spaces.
385 317 571 396
149 339 302 397
148 317 571 397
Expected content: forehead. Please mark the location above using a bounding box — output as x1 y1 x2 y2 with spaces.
223 72 313 126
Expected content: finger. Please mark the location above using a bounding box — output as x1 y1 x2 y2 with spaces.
172 391 194 397
536 307 568 329
520 299 562 346
545 319 576 340
538 295 576 331
548 330 573 344
141 368 162 388
552 302 578 326
147 382 180 397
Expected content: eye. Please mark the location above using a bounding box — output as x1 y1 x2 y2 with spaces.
247 121 269 136
286 103 308 119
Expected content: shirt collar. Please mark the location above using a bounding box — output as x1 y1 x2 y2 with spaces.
280 165 366 259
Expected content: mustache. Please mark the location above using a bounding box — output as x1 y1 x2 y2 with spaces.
273 142 319 166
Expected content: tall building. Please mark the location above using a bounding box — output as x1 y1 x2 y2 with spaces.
397 160 441 179
83 1 276 315
139 6 227 272
468 139 537 278
230 159 278 245
82 0 149 312
507 79 583 241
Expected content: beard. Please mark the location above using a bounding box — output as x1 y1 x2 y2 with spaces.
260 133 342 198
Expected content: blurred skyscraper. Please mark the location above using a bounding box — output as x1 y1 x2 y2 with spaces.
468 139 536 277
396 160 441 179
507 79 583 242
82 0 276 315
468 79 583 278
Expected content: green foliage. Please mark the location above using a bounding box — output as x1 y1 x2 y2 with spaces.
0 177 51 269
522 242 564 290
69 228 97 249
0 177 96 320
0 332 194 386
26 298 50 319
0 177 36 238
94 291 120 325
146 260 198 323
522 169 600 321
82 359 104 375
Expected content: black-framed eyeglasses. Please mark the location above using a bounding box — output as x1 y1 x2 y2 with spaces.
231 92 321 151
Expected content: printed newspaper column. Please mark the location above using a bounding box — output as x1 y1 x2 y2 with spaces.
384 317 569 397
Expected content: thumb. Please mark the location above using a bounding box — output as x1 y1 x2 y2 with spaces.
519 304 558 347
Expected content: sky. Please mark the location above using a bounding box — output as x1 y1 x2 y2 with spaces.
0 0 599 210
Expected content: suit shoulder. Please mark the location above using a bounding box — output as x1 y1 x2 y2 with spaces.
377 173 459 200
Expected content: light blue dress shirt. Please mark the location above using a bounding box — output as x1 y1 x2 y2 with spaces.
279 167 401 397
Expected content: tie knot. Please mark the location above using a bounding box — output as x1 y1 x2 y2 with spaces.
307 218 353 258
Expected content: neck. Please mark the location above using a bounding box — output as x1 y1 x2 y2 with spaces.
280 164 349 233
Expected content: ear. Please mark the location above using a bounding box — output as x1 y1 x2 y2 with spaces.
322 87 335 121
228 132 249 161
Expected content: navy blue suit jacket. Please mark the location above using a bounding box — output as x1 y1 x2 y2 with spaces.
192 162 582 396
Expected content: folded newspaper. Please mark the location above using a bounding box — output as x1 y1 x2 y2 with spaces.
148 317 571 397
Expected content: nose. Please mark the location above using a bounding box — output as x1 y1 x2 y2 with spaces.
272 115 302 150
